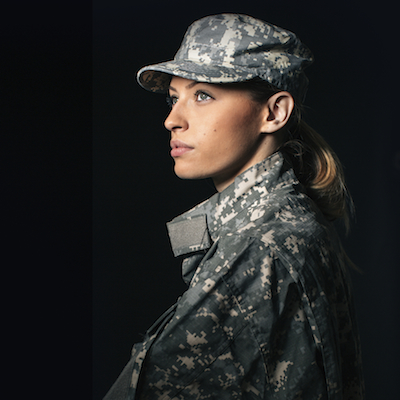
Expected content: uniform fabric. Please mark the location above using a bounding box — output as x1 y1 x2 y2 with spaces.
137 14 314 102
104 152 365 399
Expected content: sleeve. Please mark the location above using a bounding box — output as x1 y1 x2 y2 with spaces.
135 234 328 400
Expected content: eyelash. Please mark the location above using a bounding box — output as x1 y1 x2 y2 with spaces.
166 95 175 108
166 90 213 108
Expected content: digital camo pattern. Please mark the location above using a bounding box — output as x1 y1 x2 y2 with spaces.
137 14 313 102
104 152 364 400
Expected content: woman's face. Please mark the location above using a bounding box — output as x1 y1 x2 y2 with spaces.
165 76 276 191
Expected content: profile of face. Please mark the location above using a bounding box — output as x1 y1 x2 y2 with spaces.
165 76 294 192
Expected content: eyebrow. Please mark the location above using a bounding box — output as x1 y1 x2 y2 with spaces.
168 81 200 92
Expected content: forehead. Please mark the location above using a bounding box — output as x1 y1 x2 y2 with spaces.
169 77 198 90
168 77 251 97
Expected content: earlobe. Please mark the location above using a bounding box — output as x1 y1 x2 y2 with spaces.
260 91 294 133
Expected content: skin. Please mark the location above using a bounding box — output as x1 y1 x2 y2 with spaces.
165 76 294 192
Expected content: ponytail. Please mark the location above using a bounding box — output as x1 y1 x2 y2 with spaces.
280 117 354 232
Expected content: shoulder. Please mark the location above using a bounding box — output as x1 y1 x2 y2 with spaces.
217 188 341 284
233 188 330 250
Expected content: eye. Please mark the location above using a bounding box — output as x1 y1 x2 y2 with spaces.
195 91 213 102
166 95 178 108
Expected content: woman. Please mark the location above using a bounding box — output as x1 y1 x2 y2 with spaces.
105 13 364 399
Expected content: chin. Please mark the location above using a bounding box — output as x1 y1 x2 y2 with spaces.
173 165 209 180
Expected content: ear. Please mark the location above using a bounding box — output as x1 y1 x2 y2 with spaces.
259 91 295 133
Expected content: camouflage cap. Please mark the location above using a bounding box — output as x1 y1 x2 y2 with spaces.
137 13 314 102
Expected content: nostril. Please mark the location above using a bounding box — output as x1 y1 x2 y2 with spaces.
164 119 184 132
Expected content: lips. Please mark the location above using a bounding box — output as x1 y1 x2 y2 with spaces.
170 139 194 157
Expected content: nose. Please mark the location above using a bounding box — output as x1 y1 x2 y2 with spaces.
164 103 188 133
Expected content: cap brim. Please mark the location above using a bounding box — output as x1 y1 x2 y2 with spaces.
137 60 256 93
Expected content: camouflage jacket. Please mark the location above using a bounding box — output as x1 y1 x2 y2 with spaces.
104 152 364 400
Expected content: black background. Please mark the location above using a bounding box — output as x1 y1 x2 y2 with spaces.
3 1 399 399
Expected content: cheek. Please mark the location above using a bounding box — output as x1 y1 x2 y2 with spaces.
195 105 260 153
222 117 258 148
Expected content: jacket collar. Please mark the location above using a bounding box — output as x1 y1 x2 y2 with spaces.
166 151 293 258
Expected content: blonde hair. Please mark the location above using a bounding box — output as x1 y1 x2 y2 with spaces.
281 116 354 232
